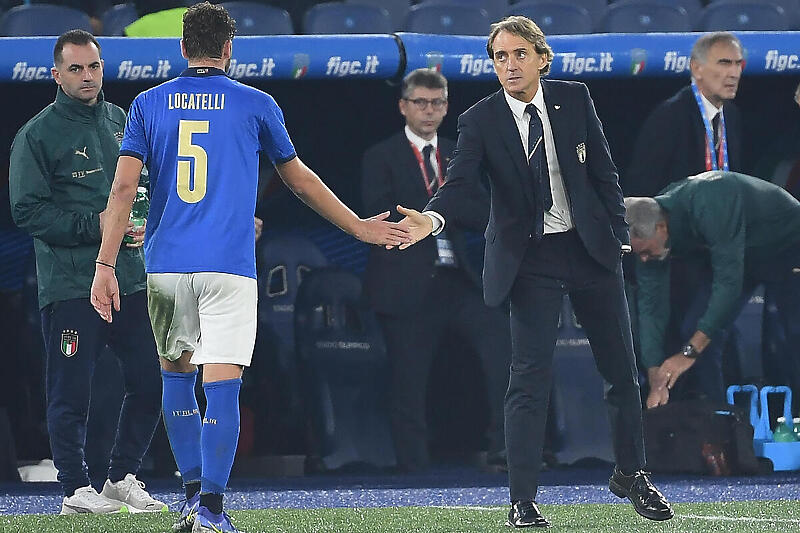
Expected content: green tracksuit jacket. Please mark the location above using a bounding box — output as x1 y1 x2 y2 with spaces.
9 88 146 309
636 171 800 369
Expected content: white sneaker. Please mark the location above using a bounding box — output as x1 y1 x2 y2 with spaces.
100 474 168 513
60 485 123 514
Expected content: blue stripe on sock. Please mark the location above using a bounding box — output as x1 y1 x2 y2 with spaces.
161 369 202 483
200 378 242 495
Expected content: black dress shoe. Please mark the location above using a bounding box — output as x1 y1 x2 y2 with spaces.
506 501 551 528
609 468 674 521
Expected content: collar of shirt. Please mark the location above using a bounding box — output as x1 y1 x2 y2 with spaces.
404 125 438 152
503 83 544 122
699 90 723 122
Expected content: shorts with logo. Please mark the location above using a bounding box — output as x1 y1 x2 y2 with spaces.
146 272 257 367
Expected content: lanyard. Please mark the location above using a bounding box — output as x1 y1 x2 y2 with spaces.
691 80 728 172
409 142 443 197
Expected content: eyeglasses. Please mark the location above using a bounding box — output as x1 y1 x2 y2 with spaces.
403 97 447 110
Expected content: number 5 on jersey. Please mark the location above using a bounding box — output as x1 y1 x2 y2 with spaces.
177 120 209 203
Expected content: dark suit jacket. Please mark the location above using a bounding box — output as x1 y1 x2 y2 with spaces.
622 85 743 197
426 80 628 307
361 132 487 315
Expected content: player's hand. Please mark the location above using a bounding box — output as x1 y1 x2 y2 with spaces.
389 205 433 250
355 211 412 247
124 219 145 248
254 216 264 242
658 353 696 390
90 264 120 323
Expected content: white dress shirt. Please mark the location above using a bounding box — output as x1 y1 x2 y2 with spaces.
504 86 573 233
405 125 440 180
699 91 724 149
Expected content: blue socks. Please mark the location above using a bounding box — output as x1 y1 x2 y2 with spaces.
161 370 202 483
200 378 241 495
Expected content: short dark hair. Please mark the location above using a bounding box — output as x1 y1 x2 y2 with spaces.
401 68 448 99
53 30 101 66
182 2 236 60
486 16 553 76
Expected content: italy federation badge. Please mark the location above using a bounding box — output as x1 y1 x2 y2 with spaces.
61 329 79 357
576 142 586 164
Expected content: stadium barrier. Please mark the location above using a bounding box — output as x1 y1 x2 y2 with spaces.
0 31 798 83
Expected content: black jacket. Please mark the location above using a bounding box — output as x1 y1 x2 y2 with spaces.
623 85 743 197
361 132 485 315
426 81 628 306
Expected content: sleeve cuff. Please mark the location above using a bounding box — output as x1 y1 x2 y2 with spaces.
275 153 297 165
119 150 144 161
425 211 445 235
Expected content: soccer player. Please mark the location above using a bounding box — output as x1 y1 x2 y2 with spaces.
89 3 410 532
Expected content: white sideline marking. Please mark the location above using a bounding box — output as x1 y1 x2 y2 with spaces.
680 513 800 524
436 507 800 525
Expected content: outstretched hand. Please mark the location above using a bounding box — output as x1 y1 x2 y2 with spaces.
356 211 413 247
390 205 434 250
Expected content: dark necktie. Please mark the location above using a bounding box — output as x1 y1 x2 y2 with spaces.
526 104 553 211
712 112 721 155
422 144 438 194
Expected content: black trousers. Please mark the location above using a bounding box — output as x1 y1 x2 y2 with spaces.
506 230 645 501
378 268 510 471
41 291 162 496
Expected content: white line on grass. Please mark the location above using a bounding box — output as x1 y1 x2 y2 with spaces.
680 513 800 524
433 506 497 512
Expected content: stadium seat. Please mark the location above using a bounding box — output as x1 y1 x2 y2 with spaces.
346 0 409 30
599 0 691 33
294 267 395 471
0 4 92 36
404 3 490 35
252 233 328 452
303 2 393 34
700 1 791 31
416 0 508 23
610 0 704 19
511 0 607 27
550 297 614 465
506 2 593 35
220 2 293 35
101 3 138 36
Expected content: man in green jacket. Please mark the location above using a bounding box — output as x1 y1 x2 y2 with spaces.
9 30 164 514
625 171 800 408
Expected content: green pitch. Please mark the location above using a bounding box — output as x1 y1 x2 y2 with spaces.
2 501 798 532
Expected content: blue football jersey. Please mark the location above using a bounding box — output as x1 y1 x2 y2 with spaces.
120 67 296 278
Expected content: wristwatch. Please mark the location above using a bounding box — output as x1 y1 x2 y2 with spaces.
682 343 700 359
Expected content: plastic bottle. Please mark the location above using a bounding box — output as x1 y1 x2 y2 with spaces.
773 417 798 442
123 187 149 244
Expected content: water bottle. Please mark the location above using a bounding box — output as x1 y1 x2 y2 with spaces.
773 417 798 442
123 187 149 244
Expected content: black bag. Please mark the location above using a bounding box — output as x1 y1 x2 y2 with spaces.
644 400 762 475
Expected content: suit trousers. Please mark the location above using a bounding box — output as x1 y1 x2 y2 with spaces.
506 230 645 501
41 291 162 496
378 268 510 471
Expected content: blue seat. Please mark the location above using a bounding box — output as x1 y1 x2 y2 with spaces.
295 267 395 471
0 4 92 36
506 1 593 35
220 2 293 35
700 1 791 31
404 3 490 35
101 3 138 36
600 0 691 33
417 0 508 22
347 0 409 30
610 0 704 19
512 0 607 26
550 297 614 465
253 233 328 453
304 2 393 34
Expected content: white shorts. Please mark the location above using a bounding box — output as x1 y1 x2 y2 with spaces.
146 272 257 367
